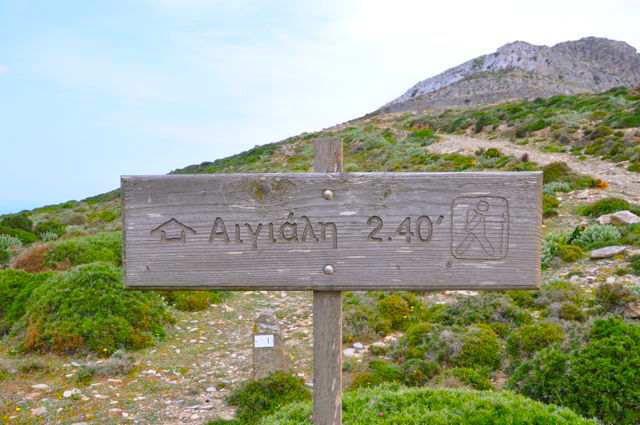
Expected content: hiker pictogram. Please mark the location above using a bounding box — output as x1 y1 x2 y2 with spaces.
451 196 509 260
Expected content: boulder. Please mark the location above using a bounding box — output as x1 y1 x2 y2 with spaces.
590 246 627 259
597 214 612 225
625 302 640 319
610 210 640 225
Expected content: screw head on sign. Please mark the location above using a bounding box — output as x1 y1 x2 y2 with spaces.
322 189 334 200
323 264 335 275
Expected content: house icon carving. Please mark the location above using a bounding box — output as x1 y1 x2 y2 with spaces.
150 218 196 242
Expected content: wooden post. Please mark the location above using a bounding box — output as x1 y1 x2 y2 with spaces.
313 138 343 425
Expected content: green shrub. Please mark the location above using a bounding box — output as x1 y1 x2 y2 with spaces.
400 358 439 386
225 372 310 424
0 225 38 245
543 181 572 195
542 233 564 269
0 269 53 334
11 262 173 354
46 232 121 268
631 255 640 276
509 317 640 424
557 245 583 262
543 162 572 183
378 294 411 330
88 209 119 223
343 292 391 343
507 322 564 361
572 224 621 249
0 234 22 250
38 231 59 242
352 360 404 389
0 213 33 232
579 197 630 217
454 324 501 370
261 385 598 425
433 367 494 390
594 283 638 314
34 220 65 238
0 248 9 265
543 194 560 217
434 293 530 328
160 291 224 311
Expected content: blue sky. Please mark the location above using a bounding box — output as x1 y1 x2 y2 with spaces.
1 0 639 214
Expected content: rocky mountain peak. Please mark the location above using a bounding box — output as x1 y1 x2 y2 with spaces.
379 37 640 114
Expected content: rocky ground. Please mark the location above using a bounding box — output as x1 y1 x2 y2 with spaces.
2 133 639 425
1 291 313 424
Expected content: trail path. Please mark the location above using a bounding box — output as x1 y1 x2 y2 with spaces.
1 291 314 425
431 134 640 200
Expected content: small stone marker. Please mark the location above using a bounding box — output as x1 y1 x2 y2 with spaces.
252 313 291 380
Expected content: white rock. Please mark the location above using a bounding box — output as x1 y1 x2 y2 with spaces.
206 387 217 393
597 214 613 225
31 407 46 416
591 246 627 259
343 348 355 357
353 342 364 350
31 384 49 391
569 275 580 282
108 408 123 417
63 388 82 398
575 190 589 200
610 211 640 225
606 276 616 284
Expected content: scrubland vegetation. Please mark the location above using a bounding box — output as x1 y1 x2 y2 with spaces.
3 87 640 424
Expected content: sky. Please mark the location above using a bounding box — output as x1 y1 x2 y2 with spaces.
1 0 639 214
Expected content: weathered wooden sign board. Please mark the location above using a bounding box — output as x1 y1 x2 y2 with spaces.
122 139 542 425
122 172 542 291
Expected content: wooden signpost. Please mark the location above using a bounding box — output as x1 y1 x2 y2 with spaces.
122 138 542 425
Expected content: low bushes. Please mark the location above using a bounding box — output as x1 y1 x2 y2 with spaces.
432 367 494 391
579 197 631 217
454 325 501 370
507 322 564 362
0 269 53 333
509 317 640 424
572 224 621 249
10 262 173 355
160 291 227 311
261 385 598 425
222 372 310 425
46 232 121 268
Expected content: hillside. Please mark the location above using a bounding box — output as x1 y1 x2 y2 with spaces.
1 87 640 425
378 37 640 113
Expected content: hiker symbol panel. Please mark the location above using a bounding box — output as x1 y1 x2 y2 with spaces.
451 196 509 260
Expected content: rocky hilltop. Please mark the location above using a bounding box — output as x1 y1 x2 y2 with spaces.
379 37 640 113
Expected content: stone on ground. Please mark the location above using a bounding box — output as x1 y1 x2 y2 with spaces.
252 312 291 380
590 246 627 259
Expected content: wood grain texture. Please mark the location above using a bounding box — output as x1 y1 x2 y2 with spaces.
121 171 542 290
312 137 343 425
314 138 343 173
313 290 342 425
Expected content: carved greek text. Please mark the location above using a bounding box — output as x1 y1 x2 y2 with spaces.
209 217 229 243
245 223 262 248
